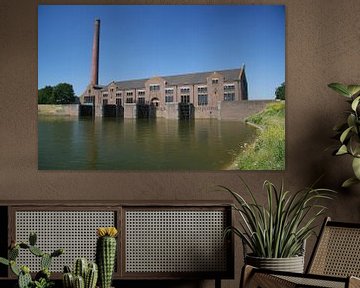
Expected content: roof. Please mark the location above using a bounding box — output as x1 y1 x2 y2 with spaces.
101 68 243 91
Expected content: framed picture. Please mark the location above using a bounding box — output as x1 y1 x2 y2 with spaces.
38 5 285 170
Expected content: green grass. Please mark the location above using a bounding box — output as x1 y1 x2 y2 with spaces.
235 101 285 170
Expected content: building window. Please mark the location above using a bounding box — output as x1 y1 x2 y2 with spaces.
212 78 219 84
116 92 122 97
180 87 190 94
103 99 108 105
165 96 173 103
224 84 235 91
126 91 133 97
224 92 235 101
165 88 174 94
138 90 145 96
197 86 207 93
110 88 114 92
102 92 108 97
84 96 95 104
137 97 145 104
198 94 208 106
165 88 174 103
126 97 133 103
150 84 160 92
181 95 190 103
116 98 122 106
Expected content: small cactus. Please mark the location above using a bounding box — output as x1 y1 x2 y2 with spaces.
63 272 74 288
29 232 37 246
0 232 63 288
63 259 98 288
74 258 88 279
85 263 98 288
29 245 44 257
9 246 19 260
96 227 118 288
41 253 52 270
74 275 85 288
18 269 32 288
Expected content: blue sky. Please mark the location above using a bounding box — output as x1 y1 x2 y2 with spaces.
38 5 285 99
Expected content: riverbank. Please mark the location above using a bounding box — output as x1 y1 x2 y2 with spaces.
230 101 285 170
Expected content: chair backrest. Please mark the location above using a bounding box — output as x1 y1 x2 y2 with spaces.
307 217 360 277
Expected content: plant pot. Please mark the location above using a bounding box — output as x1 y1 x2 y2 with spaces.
245 254 304 273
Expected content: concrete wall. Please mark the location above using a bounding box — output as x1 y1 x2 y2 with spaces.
2 1 360 288
38 104 79 116
220 100 275 120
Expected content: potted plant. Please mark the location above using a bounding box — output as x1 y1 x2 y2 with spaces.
0 232 63 288
328 83 360 187
221 179 334 273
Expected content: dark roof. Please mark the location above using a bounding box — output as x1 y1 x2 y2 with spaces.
102 68 243 91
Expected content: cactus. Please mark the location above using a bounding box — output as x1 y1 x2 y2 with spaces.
9 246 19 260
63 259 98 288
18 270 32 288
29 232 37 246
41 253 52 270
29 245 44 257
74 258 88 279
0 257 9 266
63 272 74 288
96 227 118 288
0 232 63 288
10 260 20 276
85 262 98 288
74 275 85 288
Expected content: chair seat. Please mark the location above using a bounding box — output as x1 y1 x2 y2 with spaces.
277 274 346 288
243 266 360 288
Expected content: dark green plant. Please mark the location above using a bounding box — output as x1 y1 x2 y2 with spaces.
0 232 63 288
221 179 335 258
328 83 360 187
62 258 98 288
96 227 118 288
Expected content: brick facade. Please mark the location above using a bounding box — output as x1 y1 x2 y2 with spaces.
80 67 248 119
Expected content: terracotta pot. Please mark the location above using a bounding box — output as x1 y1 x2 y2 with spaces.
245 254 305 273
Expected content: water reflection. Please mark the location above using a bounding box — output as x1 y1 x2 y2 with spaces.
38 116 256 170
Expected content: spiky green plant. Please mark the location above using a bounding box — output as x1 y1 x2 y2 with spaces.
0 232 63 288
221 179 335 258
63 260 98 288
328 83 360 187
96 227 118 288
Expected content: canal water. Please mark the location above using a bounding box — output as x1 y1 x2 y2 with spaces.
38 116 257 170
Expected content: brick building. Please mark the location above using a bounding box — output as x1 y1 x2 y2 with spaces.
80 67 248 119
79 19 248 119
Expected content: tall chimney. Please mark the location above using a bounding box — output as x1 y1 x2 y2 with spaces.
90 19 100 86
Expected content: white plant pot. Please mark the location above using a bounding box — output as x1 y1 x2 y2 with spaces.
245 254 305 273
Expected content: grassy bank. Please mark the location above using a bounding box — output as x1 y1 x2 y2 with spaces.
234 101 285 170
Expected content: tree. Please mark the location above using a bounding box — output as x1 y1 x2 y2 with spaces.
275 82 285 100
38 86 54 104
53 83 75 104
38 83 76 104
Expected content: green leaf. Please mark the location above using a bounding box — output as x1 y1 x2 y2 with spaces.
342 177 360 188
347 114 356 127
0 257 9 266
352 157 360 179
347 85 360 97
340 127 352 143
351 96 360 111
336 144 348 155
328 83 351 97
349 135 360 156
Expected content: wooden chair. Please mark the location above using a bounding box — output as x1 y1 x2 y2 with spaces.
241 217 360 288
